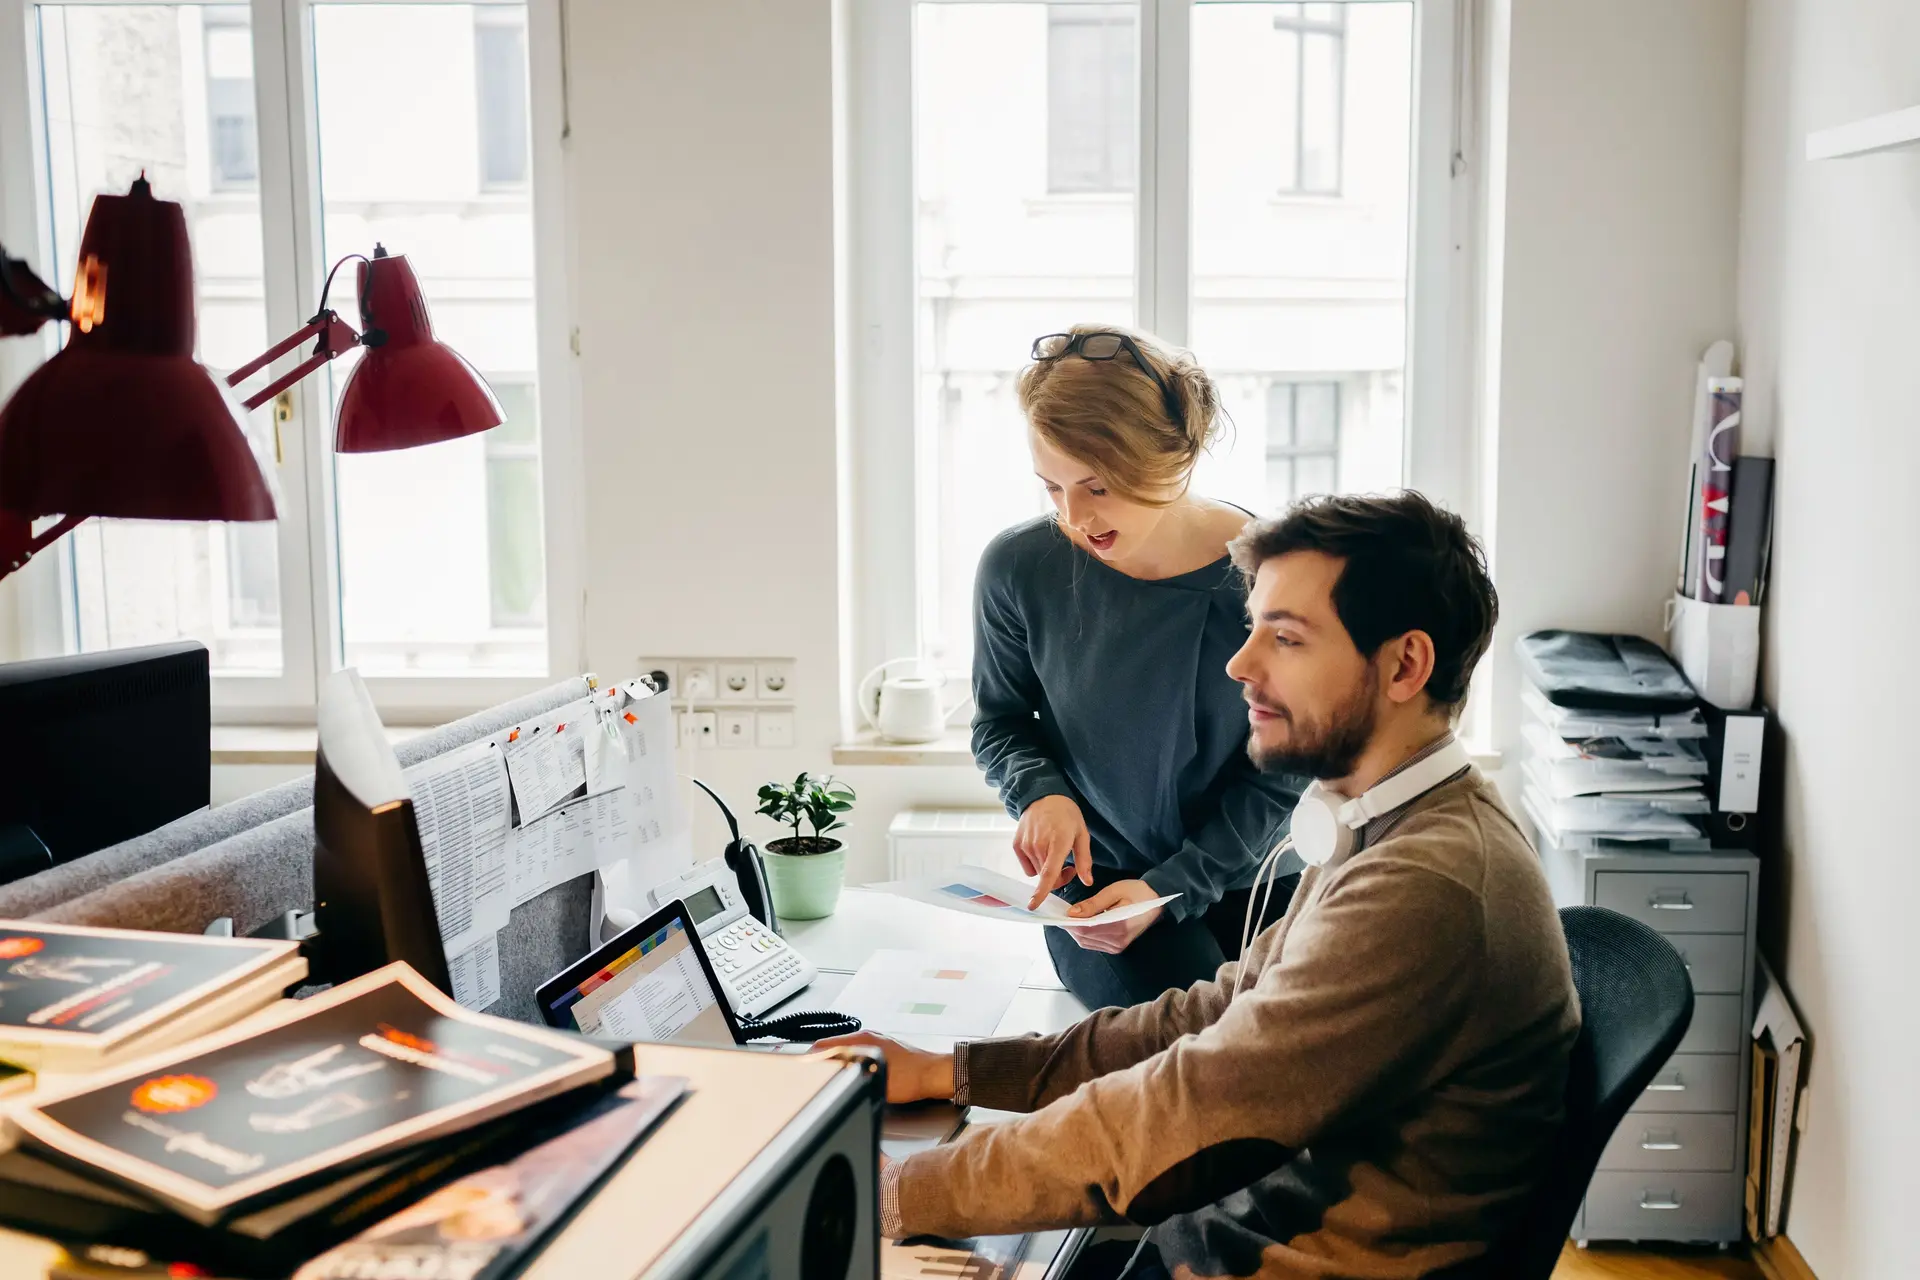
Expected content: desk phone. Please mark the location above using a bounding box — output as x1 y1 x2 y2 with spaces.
648 858 817 1018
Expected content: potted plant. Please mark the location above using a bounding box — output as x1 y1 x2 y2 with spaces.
754 773 857 920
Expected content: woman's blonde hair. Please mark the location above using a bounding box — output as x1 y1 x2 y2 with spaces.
1016 323 1221 507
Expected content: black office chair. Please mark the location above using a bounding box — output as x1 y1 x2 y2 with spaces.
1481 905 1696 1278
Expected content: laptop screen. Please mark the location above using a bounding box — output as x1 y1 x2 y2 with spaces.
540 913 735 1046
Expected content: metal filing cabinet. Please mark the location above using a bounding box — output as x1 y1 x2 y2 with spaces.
1534 844 1760 1245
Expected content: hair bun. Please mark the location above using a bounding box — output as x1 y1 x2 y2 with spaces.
1173 359 1221 454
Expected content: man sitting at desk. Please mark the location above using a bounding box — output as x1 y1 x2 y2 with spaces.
826 492 1580 1280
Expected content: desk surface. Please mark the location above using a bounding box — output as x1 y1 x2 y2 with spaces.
0 885 1091 1278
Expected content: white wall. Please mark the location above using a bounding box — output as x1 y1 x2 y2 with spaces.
1738 2 1920 1274
1482 0 1747 753
564 0 996 875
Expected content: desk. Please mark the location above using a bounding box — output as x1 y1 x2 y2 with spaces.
0 886 1094 1279
791 887 1093 1280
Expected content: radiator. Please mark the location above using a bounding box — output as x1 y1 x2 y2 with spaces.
886 808 1020 881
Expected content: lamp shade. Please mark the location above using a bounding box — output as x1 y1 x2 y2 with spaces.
333 251 502 453
0 179 275 522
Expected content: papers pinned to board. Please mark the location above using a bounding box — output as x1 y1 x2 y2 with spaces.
407 680 693 1011
871 866 1178 929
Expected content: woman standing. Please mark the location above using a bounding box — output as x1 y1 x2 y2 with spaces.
973 325 1304 1010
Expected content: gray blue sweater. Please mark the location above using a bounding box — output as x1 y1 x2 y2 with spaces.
970 517 1304 920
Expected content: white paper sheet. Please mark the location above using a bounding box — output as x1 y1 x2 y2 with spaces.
503 718 588 823
498 685 694 911
403 742 513 959
871 866 1177 928
602 689 680 864
508 800 598 906
835 951 1030 1038
447 933 501 1011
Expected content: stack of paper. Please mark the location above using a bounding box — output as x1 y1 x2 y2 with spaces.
1518 684 1712 852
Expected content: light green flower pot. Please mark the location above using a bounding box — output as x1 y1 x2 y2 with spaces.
763 839 847 921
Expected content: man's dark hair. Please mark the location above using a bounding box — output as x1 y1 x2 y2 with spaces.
1229 491 1498 711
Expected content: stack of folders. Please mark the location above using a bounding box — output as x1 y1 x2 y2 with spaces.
1519 685 1714 852
0 961 680 1279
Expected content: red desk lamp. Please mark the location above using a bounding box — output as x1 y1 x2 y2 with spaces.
226 245 502 452
0 177 276 582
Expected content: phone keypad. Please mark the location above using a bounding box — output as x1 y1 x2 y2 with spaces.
711 918 804 1011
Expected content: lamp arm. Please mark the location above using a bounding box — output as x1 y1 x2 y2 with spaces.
0 511 85 582
226 310 363 412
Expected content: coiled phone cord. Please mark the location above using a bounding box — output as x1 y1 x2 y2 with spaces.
739 1008 863 1042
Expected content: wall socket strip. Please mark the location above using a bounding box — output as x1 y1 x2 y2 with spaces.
637 657 796 706
638 658 798 751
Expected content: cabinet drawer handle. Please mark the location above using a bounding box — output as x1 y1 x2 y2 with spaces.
1638 1193 1684 1211
1640 1133 1684 1151
1648 891 1694 910
1646 1076 1687 1092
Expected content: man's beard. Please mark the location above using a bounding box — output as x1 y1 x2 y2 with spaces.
1246 666 1380 781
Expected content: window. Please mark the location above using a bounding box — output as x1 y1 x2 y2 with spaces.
474 7 528 189
1264 381 1340 506
11 0 570 713
911 3 1137 665
855 0 1456 681
1271 2 1345 195
1046 6 1135 194
203 6 257 188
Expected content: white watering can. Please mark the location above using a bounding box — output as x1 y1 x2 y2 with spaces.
857 657 969 744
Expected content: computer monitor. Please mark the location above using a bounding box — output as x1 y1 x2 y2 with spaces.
0 640 211 885
312 667 452 994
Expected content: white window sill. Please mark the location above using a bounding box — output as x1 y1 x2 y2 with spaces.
831 728 975 768
828 731 1502 775
210 724 431 767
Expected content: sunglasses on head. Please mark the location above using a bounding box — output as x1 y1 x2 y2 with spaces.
1031 331 1181 425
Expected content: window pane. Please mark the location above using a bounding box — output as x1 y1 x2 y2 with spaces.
1046 7 1136 194
474 13 529 188
1300 29 1342 193
314 3 548 677
36 4 284 676
1271 27 1300 192
204 10 256 188
915 2 1137 672
1189 2 1411 518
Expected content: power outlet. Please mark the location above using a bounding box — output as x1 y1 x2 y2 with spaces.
680 711 717 749
717 711 755 748
718 663 757 700
755 661 794 702
680 662 717 702
635 660 677 697
756 710 796 748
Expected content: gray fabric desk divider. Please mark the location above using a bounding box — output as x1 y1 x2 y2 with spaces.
0 676 596 1025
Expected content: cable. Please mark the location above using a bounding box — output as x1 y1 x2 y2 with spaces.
739 1008 862 1043
1234 836 1294 1001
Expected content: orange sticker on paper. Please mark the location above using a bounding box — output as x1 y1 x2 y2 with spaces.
623 712 637 724
0 936 45 959
507 730 519 743
132 1074 218 1114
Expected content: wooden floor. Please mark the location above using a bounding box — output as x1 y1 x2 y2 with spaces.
1553 1242 1763 1279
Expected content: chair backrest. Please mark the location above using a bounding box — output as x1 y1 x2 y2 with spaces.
1483 905 1696 1278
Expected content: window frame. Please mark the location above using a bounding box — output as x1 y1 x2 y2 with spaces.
848 0 1476 712
0 0 583 723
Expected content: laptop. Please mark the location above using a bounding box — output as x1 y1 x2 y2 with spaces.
535 899 812 1053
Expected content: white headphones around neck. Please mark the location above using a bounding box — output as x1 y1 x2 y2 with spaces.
1288 737 1474 868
